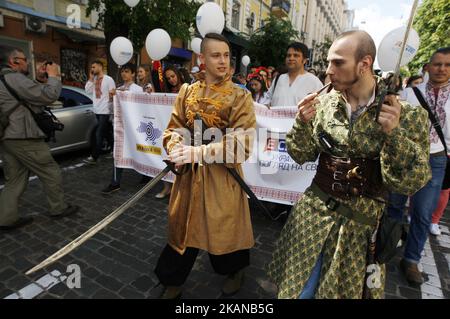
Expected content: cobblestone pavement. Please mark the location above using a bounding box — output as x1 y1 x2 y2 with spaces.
0 153 449 299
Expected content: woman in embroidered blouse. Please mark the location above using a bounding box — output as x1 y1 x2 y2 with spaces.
247 74 270 105
137 64 154 93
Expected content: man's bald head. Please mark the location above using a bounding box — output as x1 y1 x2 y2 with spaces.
334 31 376 70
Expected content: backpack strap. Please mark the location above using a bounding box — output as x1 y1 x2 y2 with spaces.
0 74 24 119
413 87 447 154
0 73 37 116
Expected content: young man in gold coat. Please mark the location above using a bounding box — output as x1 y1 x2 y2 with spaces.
154 33 257 299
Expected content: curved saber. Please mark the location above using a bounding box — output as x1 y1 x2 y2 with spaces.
375 0 420 122
393 0 420 77
25 166 172 276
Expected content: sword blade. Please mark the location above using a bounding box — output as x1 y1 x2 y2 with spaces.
25 165 172 276
393 0 420 79
226 167 277 220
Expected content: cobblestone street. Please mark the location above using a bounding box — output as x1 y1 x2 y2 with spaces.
1 153 449 299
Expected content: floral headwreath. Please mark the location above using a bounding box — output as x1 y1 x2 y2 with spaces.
247 66 270 87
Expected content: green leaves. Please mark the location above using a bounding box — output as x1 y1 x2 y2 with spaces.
312 37 332 73
409 0 450 73
86 0 200 50
248 14 300 68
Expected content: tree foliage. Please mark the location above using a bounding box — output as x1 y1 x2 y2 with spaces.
86 0 200 76
312 37 332 73
408 0 450 73
248 15 299 68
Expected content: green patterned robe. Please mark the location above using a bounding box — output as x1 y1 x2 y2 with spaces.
267 79 431 299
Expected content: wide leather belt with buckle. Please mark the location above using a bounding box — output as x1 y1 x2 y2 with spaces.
312 152 385 201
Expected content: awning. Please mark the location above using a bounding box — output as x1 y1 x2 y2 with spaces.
168 47 192 60
223 28 250 49
55 28 104 44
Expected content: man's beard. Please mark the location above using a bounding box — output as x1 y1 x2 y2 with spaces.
333 67 360 91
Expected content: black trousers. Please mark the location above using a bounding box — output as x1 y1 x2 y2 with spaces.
154 244 250 286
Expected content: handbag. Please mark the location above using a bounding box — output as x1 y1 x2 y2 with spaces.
0 74 64 142
374 210 403 264
413 87 450 190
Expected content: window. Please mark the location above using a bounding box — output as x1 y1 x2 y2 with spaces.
232 1 241 30
59 88 92 108
247 12 255 32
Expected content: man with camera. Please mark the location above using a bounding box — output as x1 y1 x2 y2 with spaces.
0 45 79 231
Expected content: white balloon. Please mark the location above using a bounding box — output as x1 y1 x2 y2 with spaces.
110 36 133 66
124 0 140 8
377 26 420 72
196 2 225 37
241 55 251 67
191 37 202 55
146 29 172 61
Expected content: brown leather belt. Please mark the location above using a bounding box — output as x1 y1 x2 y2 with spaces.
312 152 386 201
431 150 446 157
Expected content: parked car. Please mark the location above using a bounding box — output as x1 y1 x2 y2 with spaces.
0 86 104 166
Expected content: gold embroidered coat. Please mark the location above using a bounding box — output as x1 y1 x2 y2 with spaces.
163 78 256 255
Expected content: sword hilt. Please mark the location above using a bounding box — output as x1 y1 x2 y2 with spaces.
163 160 190 176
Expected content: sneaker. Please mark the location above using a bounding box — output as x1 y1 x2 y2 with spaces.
101 184 120 194
159 286 182 299
0 216 34 231
83 156 97 165
222 269 244 296
400 259 424 286
430 223 441 236
50 205 79 219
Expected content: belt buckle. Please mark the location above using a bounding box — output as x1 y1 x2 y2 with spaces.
326 197 340 211
346 166 363 180
333 170 344 181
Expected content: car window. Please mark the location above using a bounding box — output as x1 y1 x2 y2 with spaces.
59 88 92 108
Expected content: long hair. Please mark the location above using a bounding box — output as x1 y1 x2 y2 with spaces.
247 76 268 102
137 64 152 87
163 65 186 93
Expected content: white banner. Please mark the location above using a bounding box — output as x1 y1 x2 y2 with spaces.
114 92 317 205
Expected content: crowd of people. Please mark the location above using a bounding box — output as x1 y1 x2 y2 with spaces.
0 29 449 300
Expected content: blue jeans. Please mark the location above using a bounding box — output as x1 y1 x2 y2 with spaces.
92 114 113 160
388 155 446 263
298 254 323 299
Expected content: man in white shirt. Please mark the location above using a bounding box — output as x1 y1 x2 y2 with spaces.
388 47 450 286
102 63 143 194
84 60 116 164
266 42 323 107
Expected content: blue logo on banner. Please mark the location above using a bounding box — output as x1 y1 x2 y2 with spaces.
137 121 162 145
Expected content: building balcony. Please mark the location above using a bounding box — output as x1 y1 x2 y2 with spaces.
271 0 290 18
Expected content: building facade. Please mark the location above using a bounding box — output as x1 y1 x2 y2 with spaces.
0 0 106 87
199 0 354 69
